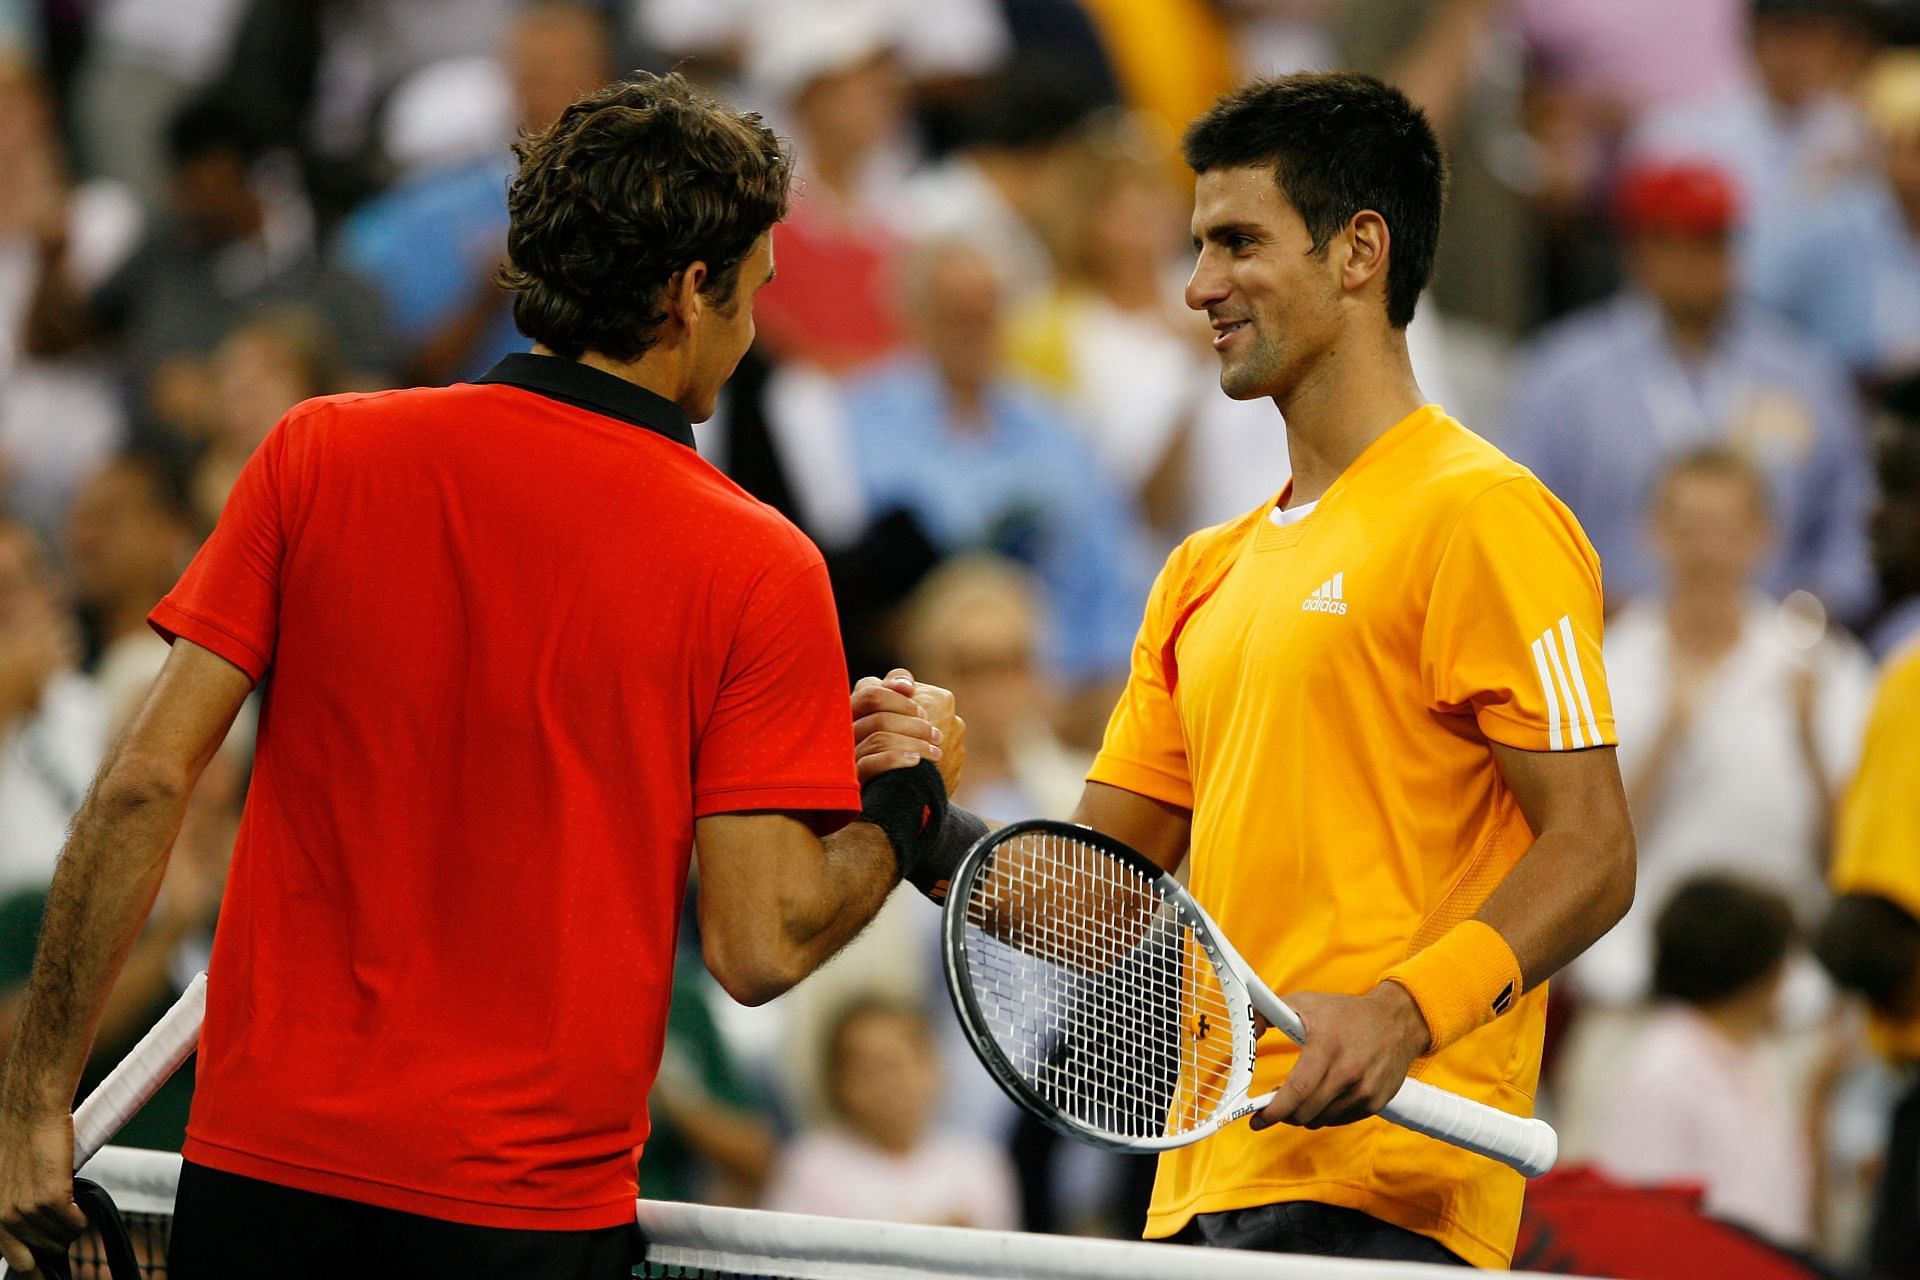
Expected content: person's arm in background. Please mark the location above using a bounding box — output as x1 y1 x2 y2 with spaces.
0 574 70 738
20 220 100 360
1798 360 1878 625
1372 0 1508 139
646 1084 778 1203
1042 431 1156 749
0 641 252 1271
1624 694 1693 820
10 110 94 362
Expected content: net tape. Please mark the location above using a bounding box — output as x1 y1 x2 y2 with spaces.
68 1147 1565 1280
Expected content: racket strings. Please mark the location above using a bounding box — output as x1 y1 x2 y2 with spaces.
959 832 1240 1141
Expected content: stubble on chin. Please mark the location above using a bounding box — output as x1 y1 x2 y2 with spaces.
1217 341 1279 401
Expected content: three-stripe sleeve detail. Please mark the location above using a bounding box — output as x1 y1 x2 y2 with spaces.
1529 636 1564 751
1558 615 1602 745
1531 615 1598 750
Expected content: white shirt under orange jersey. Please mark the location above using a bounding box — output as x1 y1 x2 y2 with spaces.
1089 405 1616 1268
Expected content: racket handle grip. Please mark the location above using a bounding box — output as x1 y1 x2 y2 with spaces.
1381 1076 1558 1178
72 971 207 1170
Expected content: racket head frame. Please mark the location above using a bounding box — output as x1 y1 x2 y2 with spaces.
941 818 1265 1152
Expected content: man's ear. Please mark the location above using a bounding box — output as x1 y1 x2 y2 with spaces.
1340 211 1391 298
665 261 711 333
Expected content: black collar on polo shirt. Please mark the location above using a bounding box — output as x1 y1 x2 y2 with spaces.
477 352 696 449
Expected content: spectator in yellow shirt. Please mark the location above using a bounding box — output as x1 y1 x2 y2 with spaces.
1815 641 1920 1279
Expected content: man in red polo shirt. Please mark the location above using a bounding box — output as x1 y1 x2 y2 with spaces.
0 73 962 1279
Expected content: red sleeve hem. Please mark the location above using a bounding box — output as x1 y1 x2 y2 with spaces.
692 783 862 820
148 598 270 685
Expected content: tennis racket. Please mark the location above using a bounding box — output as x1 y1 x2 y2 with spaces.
72 970 207 1171
0 972 205 1279
941 820 1557 1177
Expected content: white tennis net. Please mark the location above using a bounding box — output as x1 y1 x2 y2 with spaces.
63 1145 1571 1280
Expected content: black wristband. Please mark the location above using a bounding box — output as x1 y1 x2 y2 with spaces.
917 803 988 903
860 758 949 886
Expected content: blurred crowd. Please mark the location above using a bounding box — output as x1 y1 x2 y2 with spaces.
6 0 1920 1272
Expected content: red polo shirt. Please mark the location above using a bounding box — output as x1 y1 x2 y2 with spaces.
150 353 862 1229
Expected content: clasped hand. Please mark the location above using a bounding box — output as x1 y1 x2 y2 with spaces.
1251 983 1431 1131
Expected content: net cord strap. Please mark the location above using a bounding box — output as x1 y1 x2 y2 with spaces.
636 1198 1568 1280
68 1151 1567 1280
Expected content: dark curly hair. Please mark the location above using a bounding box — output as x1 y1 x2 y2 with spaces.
1183 73 1447 330
499 72 793 362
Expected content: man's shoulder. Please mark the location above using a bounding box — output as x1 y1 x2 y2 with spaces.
1400 414 1549 515
265 385 441 442
716 484 829 572
1164 503 1269 581
1393 420 1600 583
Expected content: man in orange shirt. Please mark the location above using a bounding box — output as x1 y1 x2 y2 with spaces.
862 72 1636 1267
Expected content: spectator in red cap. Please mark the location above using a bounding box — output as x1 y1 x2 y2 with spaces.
1500 156 1875 622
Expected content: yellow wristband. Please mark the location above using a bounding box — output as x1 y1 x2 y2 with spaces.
1380 920 1524 1055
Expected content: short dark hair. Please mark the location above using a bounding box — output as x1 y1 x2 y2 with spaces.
499 72 793 362
1652 875 1796 1006
1182 73 1447 329
957 59 1104 152
167 96 263 167
1751 0 1872 29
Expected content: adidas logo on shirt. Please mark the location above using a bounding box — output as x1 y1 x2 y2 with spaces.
1302 573 1348 615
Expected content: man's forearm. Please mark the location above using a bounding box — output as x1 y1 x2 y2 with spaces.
1477 826 1634 990
0 773 190 1118
772 821 899 978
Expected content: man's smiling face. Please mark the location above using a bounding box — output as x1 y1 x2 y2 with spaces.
1185 165 1342 402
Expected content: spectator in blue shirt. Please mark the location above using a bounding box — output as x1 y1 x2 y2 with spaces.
1501 159 1876 621
336 3 613 385
1749 51 1920 386
840 235 1150 700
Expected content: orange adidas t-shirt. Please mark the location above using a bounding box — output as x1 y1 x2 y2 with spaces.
1088 405 1616 1268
